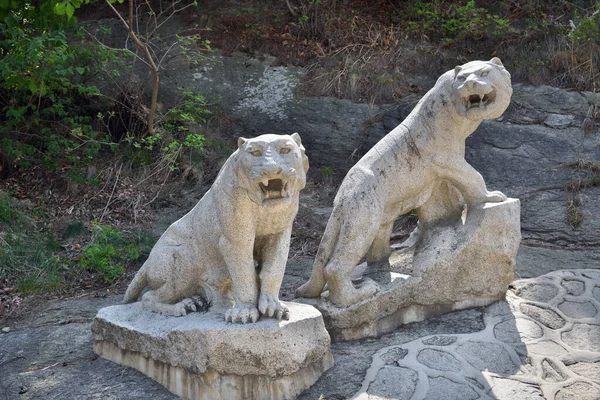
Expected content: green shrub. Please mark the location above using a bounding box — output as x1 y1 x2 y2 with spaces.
406 0 512 43
124 88 211 171
77 223 155 284
0 9 127 174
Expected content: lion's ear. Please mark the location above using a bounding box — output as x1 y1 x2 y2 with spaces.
490 57 503 67
454 66 462 78
237 137 247 149
291 133 309 173
291 132 302 147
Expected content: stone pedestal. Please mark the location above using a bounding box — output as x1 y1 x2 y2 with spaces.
299 199 521 341
92 302 333 400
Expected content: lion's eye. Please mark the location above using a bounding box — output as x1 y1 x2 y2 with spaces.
457 75 466 81
480 71 489 77
279 148 291 154
249 149 262 156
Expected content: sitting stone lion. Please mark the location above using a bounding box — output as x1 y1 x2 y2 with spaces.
124 133 309 323
297 58 513 307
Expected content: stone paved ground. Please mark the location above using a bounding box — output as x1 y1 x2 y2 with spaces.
352 270 600 400
1 268 598 399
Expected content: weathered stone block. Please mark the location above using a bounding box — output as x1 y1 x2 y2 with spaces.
92 302 333 400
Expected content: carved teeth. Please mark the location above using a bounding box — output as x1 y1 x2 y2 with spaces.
259 178 288 201
466 93 494 110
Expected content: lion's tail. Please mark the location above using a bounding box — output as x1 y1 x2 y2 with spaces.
123 264 148 303
296 206 342 298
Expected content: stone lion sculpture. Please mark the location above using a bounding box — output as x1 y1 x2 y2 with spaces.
124 133 309 323
297 58 513 307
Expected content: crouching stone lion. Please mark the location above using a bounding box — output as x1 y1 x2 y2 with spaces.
297 58 513 307
124 133 309 323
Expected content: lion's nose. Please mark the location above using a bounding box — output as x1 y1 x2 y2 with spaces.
463 75 483 91
261 167 283 176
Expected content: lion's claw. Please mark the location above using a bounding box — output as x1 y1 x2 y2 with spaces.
259 294 289 321
225 304 259 323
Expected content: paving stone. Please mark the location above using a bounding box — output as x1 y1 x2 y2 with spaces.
566 361 600 381
466 377 485 390
515 283 558 303
562 323 600 352
426 376 479 400
488 378 544 400
367 366 418 400
541 359 568 382
520 303 566 329
555 382 600 400
381 348 408 365
582 271 600 281
494 318 543 343
456 341 517 374
417 349 462 372
561 279 586 296
422 335 458 346
558 300 597 319
593 286 600 302
527 341 568 357
484 301 514 319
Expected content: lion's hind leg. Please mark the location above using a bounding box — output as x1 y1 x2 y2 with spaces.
140 242 202 317
323 212 382 307
141 289 199 317
296 206 344 299
367 221 394 265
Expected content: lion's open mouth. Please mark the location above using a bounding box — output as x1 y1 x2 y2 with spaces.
466 90 495 110
259 178 288 200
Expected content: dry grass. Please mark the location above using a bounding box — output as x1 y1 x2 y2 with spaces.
193 0 599 103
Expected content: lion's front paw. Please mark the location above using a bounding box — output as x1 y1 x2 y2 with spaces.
485 190 508 202
258 294 289 321
225 304 260 323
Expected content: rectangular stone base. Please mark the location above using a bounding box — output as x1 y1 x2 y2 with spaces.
92 301 333 400
94 340 334 400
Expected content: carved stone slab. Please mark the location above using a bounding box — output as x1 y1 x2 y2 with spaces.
299 199 521 341
92 302 333 400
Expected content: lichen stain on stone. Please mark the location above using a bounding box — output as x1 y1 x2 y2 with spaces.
236 67 298 119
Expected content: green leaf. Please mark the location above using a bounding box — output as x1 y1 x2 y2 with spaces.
65 3 75 18
75 67 85 75
54 2 66 15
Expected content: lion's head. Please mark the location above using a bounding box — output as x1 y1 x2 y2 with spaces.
235 133 309 206
449 57 512 122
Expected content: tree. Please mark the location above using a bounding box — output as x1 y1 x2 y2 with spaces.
103 0 200 137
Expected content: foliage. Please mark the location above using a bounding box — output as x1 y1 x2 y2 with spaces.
0 0 88 31
120 88 211 171
0 4 131 176
405 0 512 43
0 0 212 181
569 3 600 43
77 223 155 284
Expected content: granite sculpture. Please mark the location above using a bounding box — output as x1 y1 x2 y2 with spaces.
296 58 521 339
124 133 309 322
94 134 333 399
